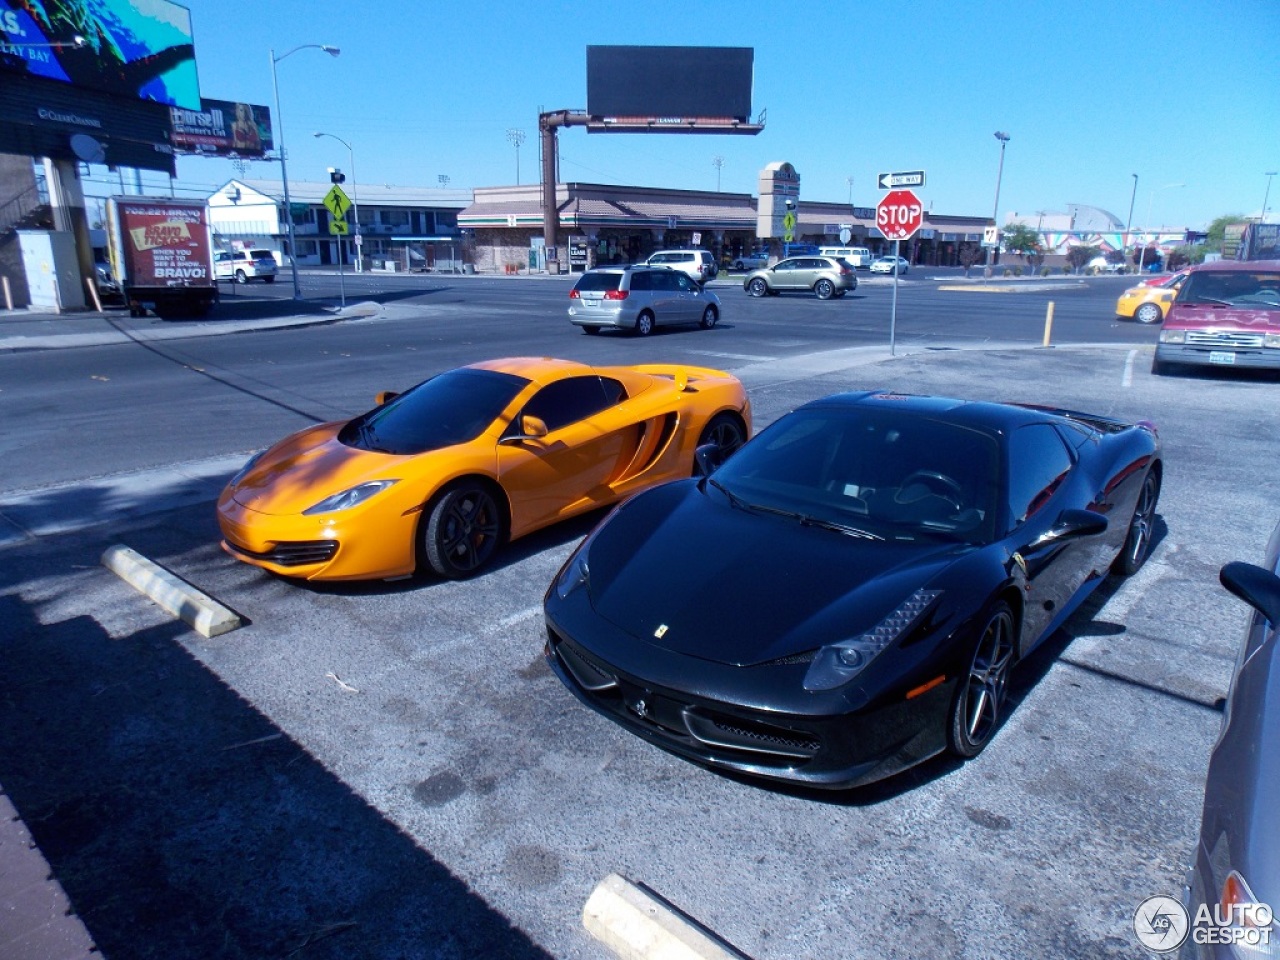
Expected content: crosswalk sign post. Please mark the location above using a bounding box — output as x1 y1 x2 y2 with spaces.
323 184 352 310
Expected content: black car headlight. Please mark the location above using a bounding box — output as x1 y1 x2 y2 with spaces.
803 589 942 692
302 480 398 515
554 546 591 600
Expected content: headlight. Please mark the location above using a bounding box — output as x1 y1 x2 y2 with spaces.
1159 330 1186 344
555 548 591 600
229 450 265 486
803 589 942 692
302 480 398 515
1265 333 1280 348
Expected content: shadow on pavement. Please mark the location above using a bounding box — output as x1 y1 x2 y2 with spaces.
0 583 553 960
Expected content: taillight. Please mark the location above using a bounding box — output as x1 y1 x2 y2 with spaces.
603 290 628 301
569 289 580 298
840 265 852 275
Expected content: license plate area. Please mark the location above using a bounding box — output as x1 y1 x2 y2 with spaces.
1208 351 1236 365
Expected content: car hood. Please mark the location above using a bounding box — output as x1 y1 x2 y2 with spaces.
586 480 969 667
229 422 404 516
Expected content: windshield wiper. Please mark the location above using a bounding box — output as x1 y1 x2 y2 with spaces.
743 500 884 540
707 477 754 513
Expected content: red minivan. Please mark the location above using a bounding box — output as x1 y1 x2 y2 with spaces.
1154 260 1280 374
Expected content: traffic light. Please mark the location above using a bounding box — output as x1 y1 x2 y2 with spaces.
328 167 346 184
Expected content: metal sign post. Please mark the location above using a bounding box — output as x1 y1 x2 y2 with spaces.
875 188 924 358
890 239 900 355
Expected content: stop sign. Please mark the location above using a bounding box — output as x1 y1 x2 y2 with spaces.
876 189 924 241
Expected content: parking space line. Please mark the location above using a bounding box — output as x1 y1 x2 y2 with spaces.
1122 348 1137 388
583 873 753 960
687 350 779 362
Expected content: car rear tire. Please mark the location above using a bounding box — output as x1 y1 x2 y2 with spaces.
421 480 506 579
947 601 1015 759
234 269 247 284
733 260 745 271
696 413 746 467
263 275 276 284
747 278 768 298
699 304 719 329
814 279 835 300
582 325 601 335
1111 469 1160 576
634 311 655 337
1134 302 1163 324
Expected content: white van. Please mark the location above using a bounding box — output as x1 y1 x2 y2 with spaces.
819 246 873 269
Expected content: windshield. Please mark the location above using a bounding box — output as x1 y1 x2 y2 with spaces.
339 368 528 455
249 250 274 260
710 406 1000 544
1178 270 1280 307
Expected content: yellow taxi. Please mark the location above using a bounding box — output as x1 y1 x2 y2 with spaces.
1116 270 1189 324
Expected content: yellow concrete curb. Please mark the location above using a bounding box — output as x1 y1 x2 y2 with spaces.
101 544 242 638
583 873 752 960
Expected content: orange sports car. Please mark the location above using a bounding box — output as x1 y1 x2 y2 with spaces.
217 357 751 581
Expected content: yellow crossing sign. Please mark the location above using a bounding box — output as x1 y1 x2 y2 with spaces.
323 184 352 219
329 217 349 236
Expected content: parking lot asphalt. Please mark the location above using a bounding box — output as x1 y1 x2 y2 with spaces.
0 339 1273 959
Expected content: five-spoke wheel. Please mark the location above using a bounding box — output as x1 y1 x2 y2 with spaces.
948 602 1015 758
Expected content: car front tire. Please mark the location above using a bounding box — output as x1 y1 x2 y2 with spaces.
1112 470 1160 576
699 304 719 329
421 480 506 579
1134 302 1163 324
747 278 768 297
947 601 1015 759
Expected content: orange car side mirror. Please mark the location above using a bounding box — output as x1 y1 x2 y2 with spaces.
521 415 549 438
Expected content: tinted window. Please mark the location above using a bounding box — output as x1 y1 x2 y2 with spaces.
712 406 1000 544
774 259 798 271
673 272 695 291
519 376 614 433
652 271 680 291
339 368 528 456
249 249 273 259
575 272 624 292
1007 424 1074 524
650 253 692 264
629 271 654 291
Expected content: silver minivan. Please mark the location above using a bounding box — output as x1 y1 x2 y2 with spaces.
568 266 721 336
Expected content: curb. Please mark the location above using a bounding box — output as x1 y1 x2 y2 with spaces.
583 873 752 960
101 544 241 638
936 283 1085 293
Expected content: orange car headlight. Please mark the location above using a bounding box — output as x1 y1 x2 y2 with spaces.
303 480 399 515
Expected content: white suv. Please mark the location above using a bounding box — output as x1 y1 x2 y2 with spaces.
643 249 718 285
215 249 278 283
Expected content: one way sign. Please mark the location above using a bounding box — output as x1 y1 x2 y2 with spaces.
877 170 927 190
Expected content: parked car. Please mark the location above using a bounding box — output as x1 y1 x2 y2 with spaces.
819 246 873 269
214 249 278 284
1154 260 1280 374
544 391 1162 789
731 252 770 271
642 249 718 285
1116 269 1189 324
218 358 750 581
743 256 857 300
1087 255 1127 275
869 256 911 275
1184 523 1280 958
568 266 721 336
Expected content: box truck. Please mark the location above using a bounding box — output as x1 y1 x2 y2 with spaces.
105 196 218 319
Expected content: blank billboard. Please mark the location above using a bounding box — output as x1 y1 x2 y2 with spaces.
587 46 752 121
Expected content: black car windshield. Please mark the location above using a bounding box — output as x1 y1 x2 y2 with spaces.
339 368 528 455
1179 270 1280 307
574 272 624 292
710 406 1001 544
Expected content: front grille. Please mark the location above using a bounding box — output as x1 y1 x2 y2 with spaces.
1185 331 1264 349
227 539 338 567
684 709 820 760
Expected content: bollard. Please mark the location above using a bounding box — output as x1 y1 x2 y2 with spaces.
1042 301 1055 347
84 276 103 313
2 275 11 310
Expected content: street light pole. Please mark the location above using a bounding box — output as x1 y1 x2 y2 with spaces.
1143 182 1185 270
314 131 359 271
985 131 1010 278
712 155 724 192
1126 173 1139 274
506 129 526 185
1263 172 1278 221
270 43 340 299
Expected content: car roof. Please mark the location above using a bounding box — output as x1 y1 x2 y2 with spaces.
1188 259 1280 273
467 356 596 385
796 391 1080 434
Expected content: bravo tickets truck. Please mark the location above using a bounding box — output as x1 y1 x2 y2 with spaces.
105 196 218 319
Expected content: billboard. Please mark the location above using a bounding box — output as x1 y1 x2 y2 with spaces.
0 71 175 172
587 46 753 121
0 0 200 110
170 99 273 157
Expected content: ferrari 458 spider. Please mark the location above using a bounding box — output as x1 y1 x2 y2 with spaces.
218 358 750 581
544 391 1161 789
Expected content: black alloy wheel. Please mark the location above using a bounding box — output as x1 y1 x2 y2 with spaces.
1112 470 1160 576
696 413 746 466
422 481 506 578
947 602 1015 758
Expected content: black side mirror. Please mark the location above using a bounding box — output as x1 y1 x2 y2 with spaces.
1027 508 1107 550
694 443 723 477
1221 562 1280 626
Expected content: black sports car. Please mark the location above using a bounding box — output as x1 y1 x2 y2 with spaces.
543 392 1162 789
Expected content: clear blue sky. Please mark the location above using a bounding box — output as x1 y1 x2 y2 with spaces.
155 0 1279 230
